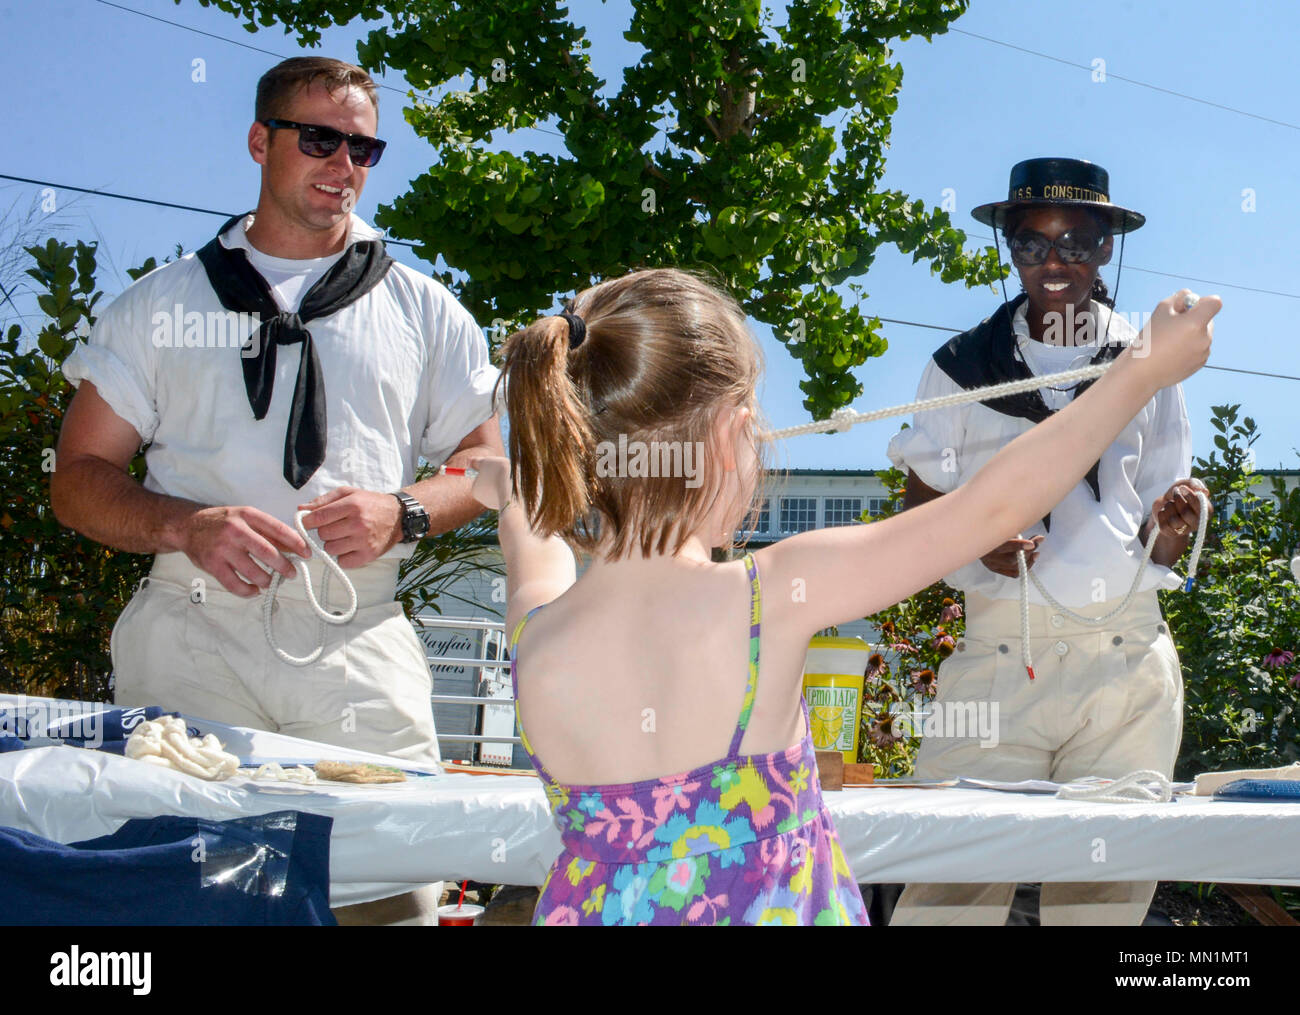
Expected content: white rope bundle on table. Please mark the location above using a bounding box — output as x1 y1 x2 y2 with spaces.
248 762 318 784
124 716 240 781
1055 769 1175 804
261 510 358 667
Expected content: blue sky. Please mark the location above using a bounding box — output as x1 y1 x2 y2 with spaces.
4 0 1298 473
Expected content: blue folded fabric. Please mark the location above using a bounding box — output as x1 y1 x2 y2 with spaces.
0 704 196 755
0 811 336 925
1213 779 1300 801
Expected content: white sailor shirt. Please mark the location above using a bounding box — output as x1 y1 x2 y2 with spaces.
886 299 1192 607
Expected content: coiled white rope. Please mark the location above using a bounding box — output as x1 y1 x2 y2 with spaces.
1015 490 1209 679
1055 769 1174 804
261 510 358 667
125 716 241 781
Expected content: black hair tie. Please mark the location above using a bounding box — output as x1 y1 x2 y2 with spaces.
560 310 586 349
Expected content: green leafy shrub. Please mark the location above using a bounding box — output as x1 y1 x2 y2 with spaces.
1162 404 1300 778
0 239 150 701
857 463 965 777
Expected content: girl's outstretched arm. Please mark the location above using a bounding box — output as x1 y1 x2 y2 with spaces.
469 455 577 638
756 290 1220 637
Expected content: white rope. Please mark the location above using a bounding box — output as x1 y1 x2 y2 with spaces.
766 293 1202 442
248 761 318 784
766 362 1112 441
261 510 358 667
1055 769 1174 804
1015 490 1210 679
124 716 241 781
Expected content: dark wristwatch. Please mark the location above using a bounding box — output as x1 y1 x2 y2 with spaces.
392 491 430 543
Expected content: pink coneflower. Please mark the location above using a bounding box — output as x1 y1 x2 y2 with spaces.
891 638 918 655
940 597 963 623
1263 649 1294 669
932 630 956 657
910 668 938 696
871 682 900 705
868 713 904 748
865 653 886 681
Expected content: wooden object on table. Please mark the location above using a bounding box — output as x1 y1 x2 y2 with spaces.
844 763 875 786
816 751 844 791
442 762 538 777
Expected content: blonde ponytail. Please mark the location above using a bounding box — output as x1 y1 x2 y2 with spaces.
498 315 595 534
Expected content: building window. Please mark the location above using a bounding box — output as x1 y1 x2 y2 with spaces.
824 497 863 527
867 497 890 518
737 497 771 539
780 497 819 534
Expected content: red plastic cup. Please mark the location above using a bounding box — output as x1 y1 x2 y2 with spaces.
437 903 485 927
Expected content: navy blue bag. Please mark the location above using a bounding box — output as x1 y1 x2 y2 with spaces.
0 811 337 925
0 704 195 755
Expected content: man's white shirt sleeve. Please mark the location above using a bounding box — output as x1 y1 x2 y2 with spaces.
62 270 162 443
886 358 971 494
416 285 499 467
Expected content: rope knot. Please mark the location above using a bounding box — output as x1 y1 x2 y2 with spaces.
829 407 856 433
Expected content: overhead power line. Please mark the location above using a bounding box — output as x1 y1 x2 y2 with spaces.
950 26 1300 132
91 0 569 139
0 172 416 248
876 316 1300 383
4 171 1298 381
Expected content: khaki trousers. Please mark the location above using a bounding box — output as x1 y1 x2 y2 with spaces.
891 589 1183 926
111 552 441 764
111 551 444 924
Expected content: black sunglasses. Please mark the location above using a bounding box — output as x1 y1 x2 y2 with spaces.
1008 227 1108 267
261 119 387 168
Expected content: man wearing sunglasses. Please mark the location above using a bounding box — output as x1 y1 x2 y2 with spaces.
884 158 1209 926
53 57 504 924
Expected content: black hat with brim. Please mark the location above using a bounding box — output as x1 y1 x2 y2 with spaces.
972 157 1145 235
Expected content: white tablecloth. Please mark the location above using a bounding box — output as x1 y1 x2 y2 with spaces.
2 698 1297 905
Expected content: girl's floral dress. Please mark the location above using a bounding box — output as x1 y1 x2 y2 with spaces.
509 553 869 926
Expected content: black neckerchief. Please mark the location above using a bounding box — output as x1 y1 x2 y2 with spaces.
931 292 1123 532
195 212 395 489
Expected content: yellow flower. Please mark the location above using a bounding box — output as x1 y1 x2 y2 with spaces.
565 856 594 887
544 782 570 811
582 884 606 916
790 857 814 896
719 760 771 814
830 837 853 879
788 764 810 793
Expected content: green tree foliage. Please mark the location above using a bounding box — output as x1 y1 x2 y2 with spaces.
1161 405 1300 779
178 0 1003 417
0 240 151 700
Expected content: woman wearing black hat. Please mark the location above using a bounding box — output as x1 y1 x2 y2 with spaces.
886 158 1211 926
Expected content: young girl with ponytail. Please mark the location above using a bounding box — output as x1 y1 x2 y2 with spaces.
467 267 1217 926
